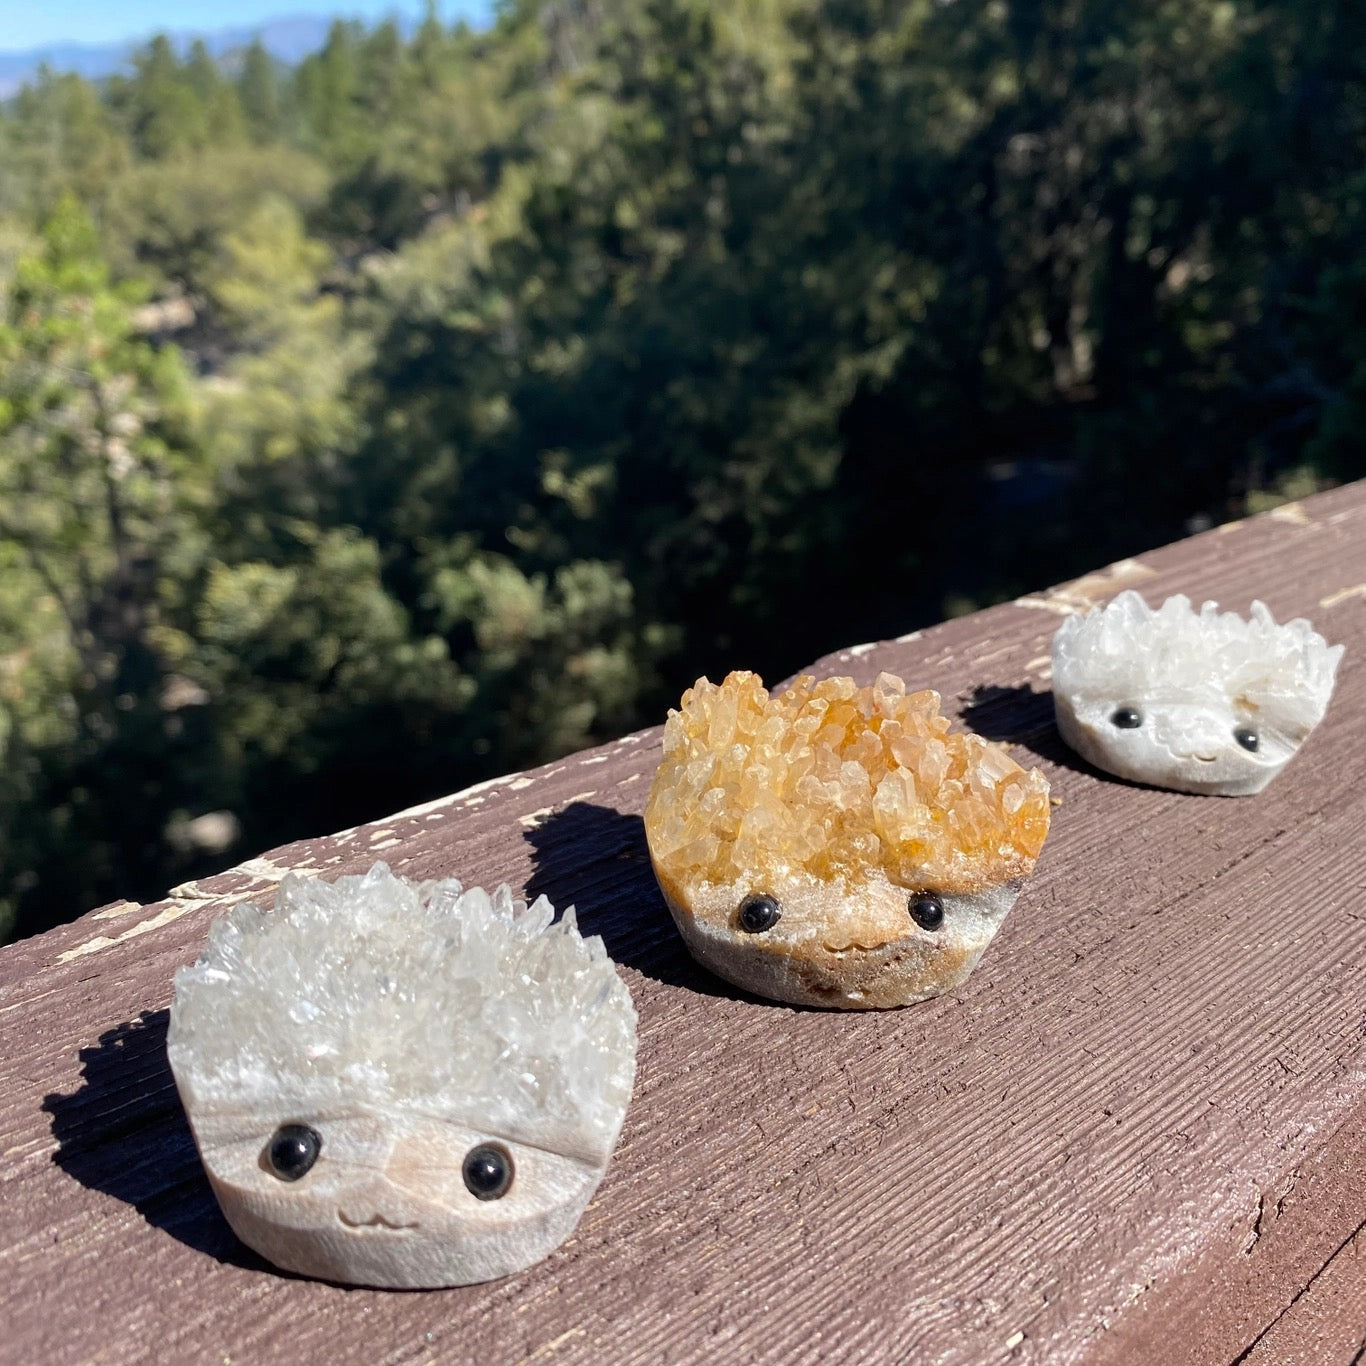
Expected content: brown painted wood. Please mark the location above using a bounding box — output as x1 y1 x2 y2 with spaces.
1241 1222 1366 1365
3 485 1366 1365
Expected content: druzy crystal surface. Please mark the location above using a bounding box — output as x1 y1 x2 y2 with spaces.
644 671 1051 1009
1052 591 1344 796
168 862 637 1287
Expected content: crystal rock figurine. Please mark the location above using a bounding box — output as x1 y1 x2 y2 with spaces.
167 863 637 1287
1051 591 1344 796
644 671 1051 1009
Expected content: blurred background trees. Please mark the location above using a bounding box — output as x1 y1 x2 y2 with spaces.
1 0 1362 940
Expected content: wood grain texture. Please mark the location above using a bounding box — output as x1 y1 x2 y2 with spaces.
2 486 1365 1366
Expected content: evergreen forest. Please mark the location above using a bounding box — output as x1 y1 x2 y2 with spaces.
2 0 1364 941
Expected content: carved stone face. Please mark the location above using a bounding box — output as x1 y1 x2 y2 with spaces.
653 863 1021 1010
1053 690 1299 797
186 1106 604 1288
1051 593 1343 797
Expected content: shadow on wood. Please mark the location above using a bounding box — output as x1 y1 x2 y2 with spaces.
41 1010 259 1268
522 800 746 999
959 681 1104 778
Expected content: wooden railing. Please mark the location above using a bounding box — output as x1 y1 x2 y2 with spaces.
3 481 1365 1365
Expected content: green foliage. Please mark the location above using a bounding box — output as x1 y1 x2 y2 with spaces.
236 40 282 143
205 195 332 346
101 144 329 292
0 196 209 934
189 527 469 783
1 0 1365 940
0 72 132 224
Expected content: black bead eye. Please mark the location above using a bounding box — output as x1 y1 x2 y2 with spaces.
463 1143 514 1201
909 893 945 931
1234 727 1259 752
1111 707 1142 729
738 893 782 933
265 1123 321 1182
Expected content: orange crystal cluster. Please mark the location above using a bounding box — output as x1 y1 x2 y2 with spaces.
645 670 1051 895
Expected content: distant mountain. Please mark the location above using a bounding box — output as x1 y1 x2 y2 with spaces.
0 15 363 98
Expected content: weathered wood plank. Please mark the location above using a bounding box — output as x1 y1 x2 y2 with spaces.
2 486 1365 1365
1241 1221 1366 1365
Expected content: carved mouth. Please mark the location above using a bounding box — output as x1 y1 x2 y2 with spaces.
822 939 897 954
338 1210 418 1231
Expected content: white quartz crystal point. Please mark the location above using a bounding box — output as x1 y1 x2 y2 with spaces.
1051 591 1344 796
167 863 637 1288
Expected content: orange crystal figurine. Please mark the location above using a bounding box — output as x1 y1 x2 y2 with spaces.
644 670 1051 1008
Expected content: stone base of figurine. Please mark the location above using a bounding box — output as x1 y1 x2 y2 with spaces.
654 859 1022 1010
1053 693 1280 797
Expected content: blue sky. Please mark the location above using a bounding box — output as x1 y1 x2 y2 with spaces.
0 2 489 52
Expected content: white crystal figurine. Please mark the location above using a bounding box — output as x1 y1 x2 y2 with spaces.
167 863 637 1288
1052 591 1343 796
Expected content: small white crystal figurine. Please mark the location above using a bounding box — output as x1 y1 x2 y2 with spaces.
167 863 637 1288
1052 591 1344 796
